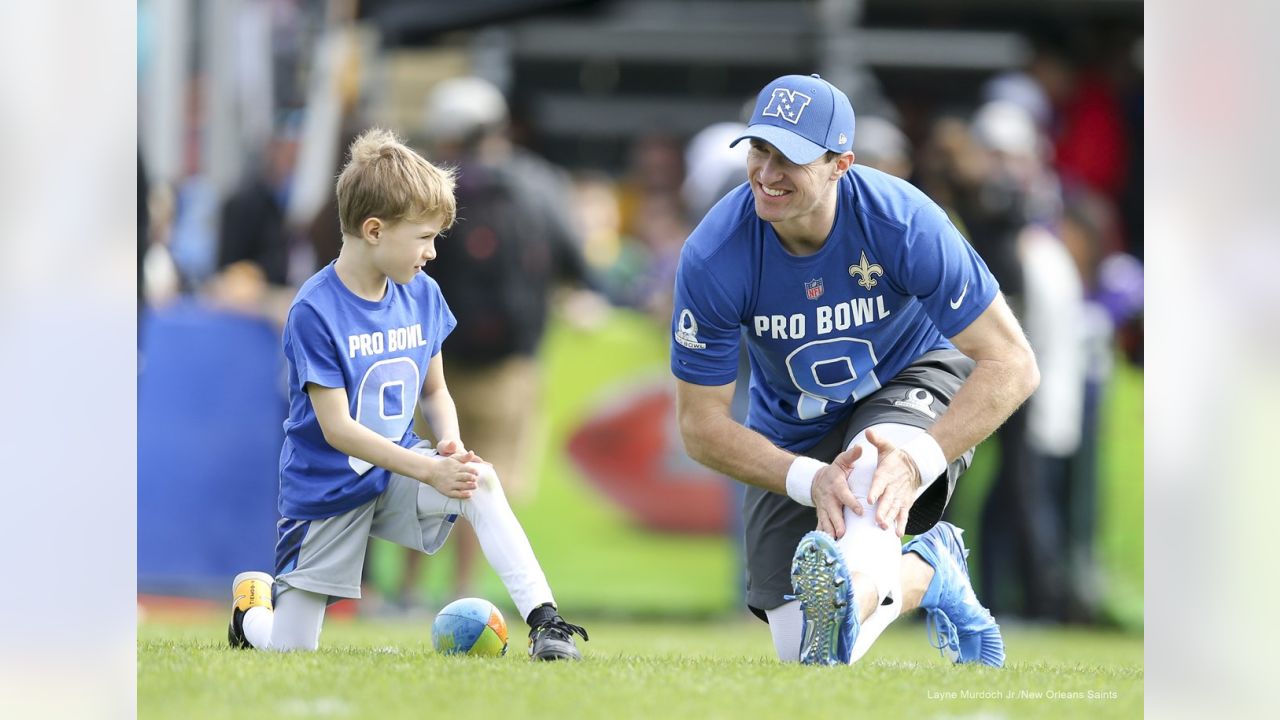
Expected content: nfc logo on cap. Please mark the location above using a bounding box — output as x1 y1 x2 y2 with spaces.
762 88 812 125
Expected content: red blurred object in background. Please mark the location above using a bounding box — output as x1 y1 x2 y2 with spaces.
567 386 730 534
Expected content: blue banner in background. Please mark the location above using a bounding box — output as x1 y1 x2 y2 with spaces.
138 301 285 597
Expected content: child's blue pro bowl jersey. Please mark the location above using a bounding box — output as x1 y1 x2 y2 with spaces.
279 261 456 519
671 166 998 453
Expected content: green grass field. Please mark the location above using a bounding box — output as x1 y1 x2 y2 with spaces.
138 309 1143 718
139 614 1142 719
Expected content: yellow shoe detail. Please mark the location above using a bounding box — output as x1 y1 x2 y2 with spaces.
232 574 273 613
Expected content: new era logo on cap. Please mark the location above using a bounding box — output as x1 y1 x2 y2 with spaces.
762 88 813 125
730 73 856 165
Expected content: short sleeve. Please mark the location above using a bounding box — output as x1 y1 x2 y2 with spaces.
669 249 742 386
425 282 457 357
284 302 345 389
893 202 1000 338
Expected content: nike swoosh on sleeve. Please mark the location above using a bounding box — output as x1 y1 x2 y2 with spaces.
949 281 969 309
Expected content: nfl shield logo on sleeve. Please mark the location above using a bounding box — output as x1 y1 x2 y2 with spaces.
804 278 824 300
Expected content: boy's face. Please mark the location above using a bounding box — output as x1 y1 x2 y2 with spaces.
369 214 445 284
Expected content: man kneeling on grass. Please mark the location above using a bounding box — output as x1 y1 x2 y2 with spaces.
671 74 1038 666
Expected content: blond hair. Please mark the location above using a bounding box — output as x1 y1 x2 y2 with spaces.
335 128 457 236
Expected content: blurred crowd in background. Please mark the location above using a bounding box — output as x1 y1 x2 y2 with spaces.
138 0 1143 626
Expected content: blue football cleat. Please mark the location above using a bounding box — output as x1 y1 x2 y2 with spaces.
790 531 858 666
903 521 1005 667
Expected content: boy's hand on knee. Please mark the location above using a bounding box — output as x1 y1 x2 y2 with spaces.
436 438 484 465
813 444 865 539
421 455 480 498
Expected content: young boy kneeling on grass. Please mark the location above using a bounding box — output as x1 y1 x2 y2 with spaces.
228 128 587 660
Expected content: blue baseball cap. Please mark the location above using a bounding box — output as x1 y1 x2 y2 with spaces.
730 74 856 165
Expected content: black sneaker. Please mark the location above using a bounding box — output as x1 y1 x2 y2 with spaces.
228 614 249 649
528 615 589 661
228 571 273 649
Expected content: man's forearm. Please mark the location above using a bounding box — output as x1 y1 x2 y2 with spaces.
680 412 797 494
926 353 1039 462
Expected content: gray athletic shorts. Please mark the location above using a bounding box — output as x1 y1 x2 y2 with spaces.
744 349 976 618
273 442 458 601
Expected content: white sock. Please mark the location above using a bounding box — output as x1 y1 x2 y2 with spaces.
847 599 902 663
765 600 803 662
244 586 328 652
830 423 929 664
765 592 902 665
242 606 274 650
448 464 555 620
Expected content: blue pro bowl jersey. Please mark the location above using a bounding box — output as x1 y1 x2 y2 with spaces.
670 166 998 453
279 261 456 519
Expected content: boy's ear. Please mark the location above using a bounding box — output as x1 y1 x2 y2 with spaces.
361 217 383 243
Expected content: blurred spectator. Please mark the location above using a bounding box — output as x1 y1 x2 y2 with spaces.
1060 191 1142 620
1096 252 1144 366
216 124 297 286
918 112 1025 302
403 75 601 611
1021 224 1086 464
1020 219 1089 623
981 32 1073 134
578 132 697 324
1057 193 1117 622
168 78 221 290
304 124 364 274
851 116 913 180
970 100 1062 228
205 117 302 325
982 72 1053 133
571 171 651 309
610 132 692 323
1054 63 1129 207
628 193 690 324
985 31 1136 260
141 173 181 308
616 132 685 240
977 39 1141 620
681 121 748 221
571 170 628 271
942 101 1074 621
169 175 221 290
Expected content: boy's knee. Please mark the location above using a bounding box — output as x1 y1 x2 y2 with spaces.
470 463 504 494
475 462 499 483
461 463 508 516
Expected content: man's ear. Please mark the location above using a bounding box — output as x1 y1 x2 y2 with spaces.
832 151 855 180
361 217 383 243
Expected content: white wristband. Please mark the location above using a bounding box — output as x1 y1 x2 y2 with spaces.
785 456 826 507
899 434 948 491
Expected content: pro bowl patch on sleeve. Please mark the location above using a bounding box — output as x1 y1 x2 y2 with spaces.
675 309 707 350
